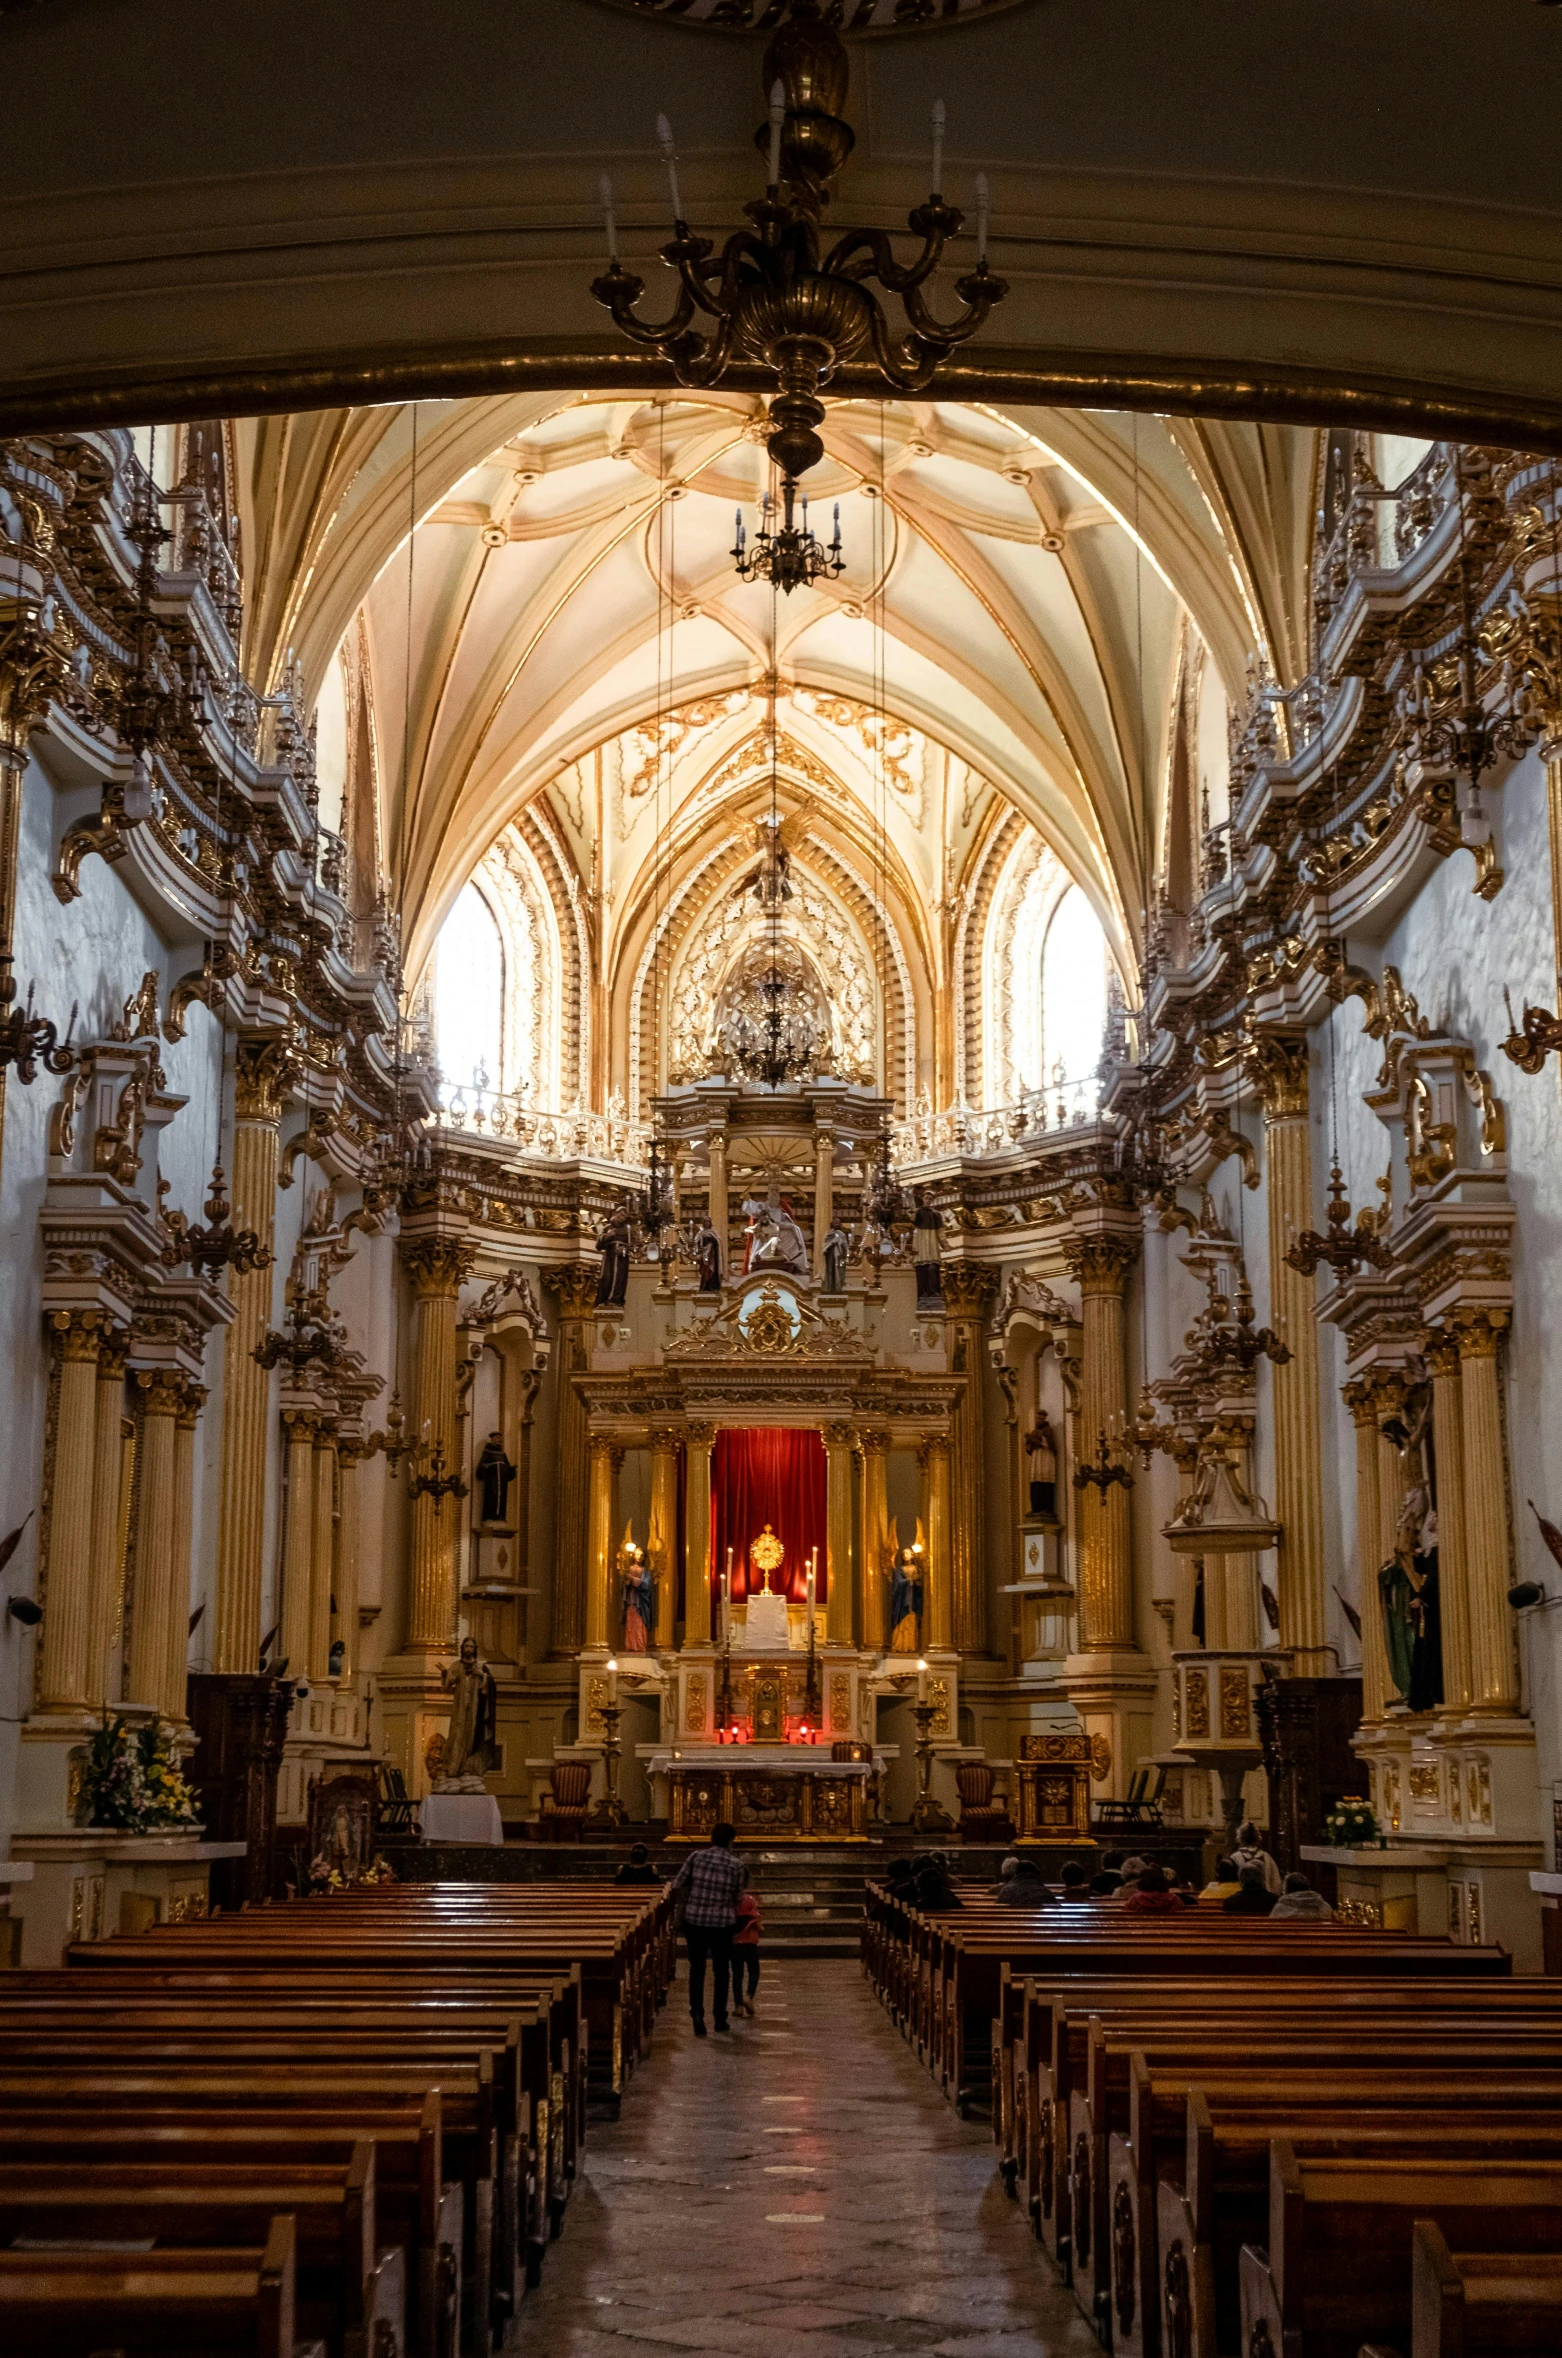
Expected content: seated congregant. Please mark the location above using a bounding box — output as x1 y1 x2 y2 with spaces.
1058 1862 1090 1902
1123 1863 1184 1913
1089 1866 1124 1896
1269 1870 1335 1919
1222 1864 1277 1916
995 1854 1052 1907
615 1841 664 1887
1197 1856 1241 1906
1230 1819 1283 1894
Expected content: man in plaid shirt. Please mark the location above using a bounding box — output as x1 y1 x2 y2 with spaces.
671 1820 747 2035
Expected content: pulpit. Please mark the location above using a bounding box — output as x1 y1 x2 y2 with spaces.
1012 1732 1094 1848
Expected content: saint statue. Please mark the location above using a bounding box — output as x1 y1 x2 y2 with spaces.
595 1196 633 1307
912 1186 944 1306
1377 1399 1443 1713
694 1219 723 1293
475 1430 516 1526
821 1223 849 1294
436 1635 501 1789
1025 1411 1058 1522
888 1535 924 1654
619 1527 655 1653
750 1191 809 1276
749 1523 785 1595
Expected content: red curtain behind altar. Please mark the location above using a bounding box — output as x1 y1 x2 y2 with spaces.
710 1428 828 1605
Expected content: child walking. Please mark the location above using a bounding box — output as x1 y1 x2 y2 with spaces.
731 1885 762 2015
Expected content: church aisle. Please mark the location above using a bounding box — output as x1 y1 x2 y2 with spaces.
511 1958 1099 2358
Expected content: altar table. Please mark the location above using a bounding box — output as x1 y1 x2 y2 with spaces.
646 1746 880 1843
419 1791 504 1846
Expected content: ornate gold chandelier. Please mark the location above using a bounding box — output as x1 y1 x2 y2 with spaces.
590 0 1007 497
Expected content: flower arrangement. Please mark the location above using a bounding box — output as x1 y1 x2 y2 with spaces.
1322 1796 1382 1849
81 1714 201 1834
308 1850 395 1895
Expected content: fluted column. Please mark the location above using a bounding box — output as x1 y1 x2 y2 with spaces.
648 1427 680 1651
1063 1229 1140 1651
86 1328 130 1708
127 1371 183 1714
402 1233 476 1655
163 1381 204 1721
334 1439 362 1686
708 1132 729 1277
824 1421 855 1646
310 1425 337 1682
1343 1376 1388 1721
1449 1308 1518 1713
683 1422 715 1647
37 1310 107 1711
278 1406 318 1676
585 1434 619 1651
857 1429 890 1653
544 1265 599 1657
213 1040 290 1673
919 1435 952 1652
1254 1033 1329 1672
941 1263 998 1656
1424 1330 1472 1712
813 1133 834 1280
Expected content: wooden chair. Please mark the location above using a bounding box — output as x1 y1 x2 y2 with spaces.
379 1763 416 1835
955 1764 1014 1845
538 1763 592 1843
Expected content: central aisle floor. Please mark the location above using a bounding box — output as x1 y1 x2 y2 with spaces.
513 1957 1100 2357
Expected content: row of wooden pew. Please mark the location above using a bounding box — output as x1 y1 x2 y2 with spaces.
863 1879 1562 2358
0 1876 677 2358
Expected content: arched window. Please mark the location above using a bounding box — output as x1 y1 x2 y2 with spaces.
1041 885 1110 1097
434 881 503 1095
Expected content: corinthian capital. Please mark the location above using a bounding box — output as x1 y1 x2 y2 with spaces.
399 1234 478 1297
1246 1028 1310 1119
0 594 69 761
939 1262 998 1317
1061 1230 1139 1294
233 1036 300 1121
544 1262 603 1318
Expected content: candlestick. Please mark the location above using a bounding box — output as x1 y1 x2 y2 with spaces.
975 171 989 265
605 1654 618 1704
655 114 684 226
917 1655 929 1704
768 78 785 189
931 98 945 199
598 173 618 265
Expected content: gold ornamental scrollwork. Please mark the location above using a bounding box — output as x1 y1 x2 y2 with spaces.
590 0 1036 31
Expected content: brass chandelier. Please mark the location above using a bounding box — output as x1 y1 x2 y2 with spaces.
591 0 1007 502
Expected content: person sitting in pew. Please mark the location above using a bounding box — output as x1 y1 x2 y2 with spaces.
1058 1863 1090 1903
995 1855 1052 1908
615 1843 663 1887
913 1856 961 1909
1117 1854 1151 1891
1222 1863 1278 1916
1269 1869 1335 1920
1198 1855 1242 1906
1123 1863 1185 1914
1089 1867 1124 1896
1230 1818 1283 1893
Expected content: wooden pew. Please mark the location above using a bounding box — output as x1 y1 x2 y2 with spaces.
1235 2147 1562 2358
1365 2221 1562 2358
0 2211 308 2358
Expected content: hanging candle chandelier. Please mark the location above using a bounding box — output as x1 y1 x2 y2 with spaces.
591 0 1006 558
732 481 845 597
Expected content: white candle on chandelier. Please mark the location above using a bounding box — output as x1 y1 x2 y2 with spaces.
768 78 786 189
975 172 990 266
655 114 684 226
930 98 946 199
598 174 619 265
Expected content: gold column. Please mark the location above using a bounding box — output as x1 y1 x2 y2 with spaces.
334 1439 361 1686
213 1040 290 1674
857 1429 890 1652
1254 1033 1329 1672
86 1329 129 1708
401 1234 476 1655
708 1132 728 1277
1063 1231 1140 1651
683 1422 715 1646
37 1310 107 1711
127 1371 183 1714
1424 1330 1472 1712
278 1407 318 1676
813 1132 834 1280
544 1265 599 1657
648 1427 680 1651
585 1434 619 1651
1449 1308 1518 1714
941 1263 998 1656
919 1434 953 1652
310 1425 337 1682
163 1382 204 1722
1344 1379 1387 1720
824 1421 855 1646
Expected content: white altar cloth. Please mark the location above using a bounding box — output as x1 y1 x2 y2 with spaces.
419 1791 504 1845
741 1591 791 1652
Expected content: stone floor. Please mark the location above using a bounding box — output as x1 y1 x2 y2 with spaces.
511 1958 1100 2357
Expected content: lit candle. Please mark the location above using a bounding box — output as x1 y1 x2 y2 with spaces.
768 78 785 189
917 1656 929 1704
930 98 946 199
605 1655 618 1704
655 114 684 226
598 173 619 265
975 171 990 266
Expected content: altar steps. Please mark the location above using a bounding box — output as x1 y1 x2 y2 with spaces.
742 1852 872 1957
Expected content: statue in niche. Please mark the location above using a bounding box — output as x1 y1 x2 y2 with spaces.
888 1530 925 1654
746 1188 809 1277
475 1430 517 1527
1025 1410 1059 1522
619 1528 655 1653
912 1186 944 1305
694 1218 723 1293
821 1224 849 1294
1377 1394 1443 1713
595 1195 634 1306
436 1636 501 1789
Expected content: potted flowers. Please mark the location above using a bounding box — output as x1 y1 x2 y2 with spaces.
1322 1795 1383 1850
79 1714 201 1835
